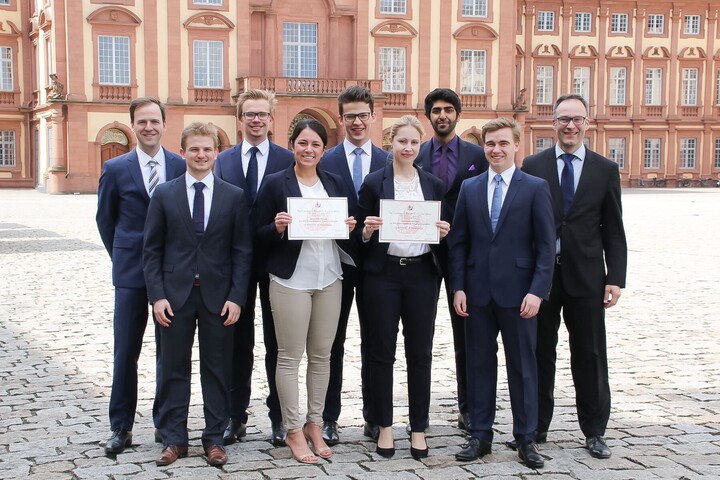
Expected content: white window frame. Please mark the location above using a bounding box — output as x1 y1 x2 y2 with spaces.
573 66 590 100
715 138 720 168
608 138 626 168
648 14 664 34
193 40 223 88
609 67 626 105
680 138 696 169
379 0 406 14
644 138 661 168
98 35 130 85
0 46 12 91
0 130 15 167
684 15 700 35
716 69 720 106
535 66 554 104
645 68 662 105
378 47 406 92
462 0 487 18
193 0 222 4
460 49 486 94
610 13 628 33
282 22 317 78
537 11 555 31
574 12 592 32
682 68 698 106
535 137 553 153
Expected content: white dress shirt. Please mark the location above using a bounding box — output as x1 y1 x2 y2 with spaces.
554 143 585 191
486 164 516 217
137 147 166 194
241 139 271 194
343 139 373 184
185 172 214 230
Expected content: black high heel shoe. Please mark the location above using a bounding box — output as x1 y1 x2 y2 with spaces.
376 444 396 457
410 446 429 459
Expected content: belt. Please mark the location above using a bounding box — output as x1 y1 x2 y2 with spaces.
387 253 431 266
555 255 562 265
193 275 201 287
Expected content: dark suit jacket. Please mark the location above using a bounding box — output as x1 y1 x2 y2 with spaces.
448 168 556 308
356 163 445 274
522 148 627 297
319 143 389 216
254 165 357 279
142 175 253 314
96 148 186 288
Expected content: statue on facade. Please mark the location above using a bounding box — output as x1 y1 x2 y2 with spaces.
48 74 64 100
512 88 528 111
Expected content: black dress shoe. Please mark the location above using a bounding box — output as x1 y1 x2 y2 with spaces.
104 429 132 455
458 412 471 431
455 436 492 461
363 421 379 440
505 431 547 450
271 420 287 447
586 436 611 459
410 446 429 459
222 419 247 445
154 428 163 444
376 444 395 458
518 441 544 468
321 421 340 446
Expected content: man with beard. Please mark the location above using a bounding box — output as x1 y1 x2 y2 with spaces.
415 88 488 432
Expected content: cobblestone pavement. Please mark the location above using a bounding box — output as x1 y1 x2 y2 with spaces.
1 188 719 479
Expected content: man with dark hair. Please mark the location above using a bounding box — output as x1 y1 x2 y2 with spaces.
319 85 387 444
97 97 185 455
214 89 294 446
521 93 627 459
415 88 488 432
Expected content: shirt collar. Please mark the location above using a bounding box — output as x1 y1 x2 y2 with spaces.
555 144 586 162
185 171 215 190
488 164 516 185
242 139 270 158
343 138 372 158
432 135 459 154
136 147 165 167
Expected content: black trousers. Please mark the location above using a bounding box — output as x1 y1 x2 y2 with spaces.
323 265 372 423
156 287 233 448
363 255 438 432
440 275 468 415
229 273 282 424
536 265 610 438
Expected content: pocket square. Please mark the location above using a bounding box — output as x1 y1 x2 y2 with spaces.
468 164 476 171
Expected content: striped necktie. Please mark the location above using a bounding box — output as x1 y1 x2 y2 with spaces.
148 160 159 196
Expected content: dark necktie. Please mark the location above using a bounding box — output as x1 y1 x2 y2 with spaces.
246 146 259 203
352 147 364 194
490 174 503 233
439 144 449 191
193 182 205 235
560 153 575 215
148 160 159 196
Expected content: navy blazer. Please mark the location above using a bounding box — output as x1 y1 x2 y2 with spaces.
319 143 389 216
143 176 253 314
356 162 445 274
522 147 627 296
96 147 186 288
448 168 555 308
254 165 357 279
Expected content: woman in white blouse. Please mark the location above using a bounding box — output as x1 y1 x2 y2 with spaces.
254 119 356 464
356 115 450 459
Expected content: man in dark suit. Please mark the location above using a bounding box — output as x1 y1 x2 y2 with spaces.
214 89 294 446
318 85 387 444
521 94 627 459
96 97 185 455
415 88 488 431
143 122 252 467
450 118 555 468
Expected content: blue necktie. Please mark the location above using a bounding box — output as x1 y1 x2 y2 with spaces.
148 160 159 196
193 182 205 236
352 147 364 194
490 174 503 233
246 146 259 203
560 153 575 215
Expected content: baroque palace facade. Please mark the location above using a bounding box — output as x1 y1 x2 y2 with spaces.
1 0 719 192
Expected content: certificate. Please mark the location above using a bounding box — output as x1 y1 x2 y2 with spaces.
287 197 349 240
379 199 441 244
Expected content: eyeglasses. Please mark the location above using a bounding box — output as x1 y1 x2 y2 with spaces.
555 116 587 126
241 112 270 121
342 112 372 123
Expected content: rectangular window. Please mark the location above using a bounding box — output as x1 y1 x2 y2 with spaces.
682 68 698 106
644 138 661 168
537 11 555 31
574 13 592 32
715 138 720 168
609 67 627 105
535 137 553 153
680 138 696 169
283 22 317 78
573 67 590 100
379 0 406 14
98 35 130 85
717 69 720 106
0 130 15 167
645 68 662 105
378 47 406 92
193 40 223 88
460 49 486 94
648 14 664 34
684 15 700 35
608 138 626 168
610 13 628 33
0 0 10 5
462 0 487 17
536 66 553 104
0 46 12 91
193 0 222 4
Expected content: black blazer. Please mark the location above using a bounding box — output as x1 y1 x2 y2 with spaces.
254 165 358 279
356 162 445 274
143 176 253 313
522 147 627 296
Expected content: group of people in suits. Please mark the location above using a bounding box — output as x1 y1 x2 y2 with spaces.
96 87 626 469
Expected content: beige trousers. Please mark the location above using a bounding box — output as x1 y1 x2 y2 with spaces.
269 279 342 431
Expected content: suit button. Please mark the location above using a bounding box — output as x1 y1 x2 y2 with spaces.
562 221 567 226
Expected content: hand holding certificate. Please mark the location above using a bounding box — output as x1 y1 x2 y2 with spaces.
287 197 352 240
378 199 443 244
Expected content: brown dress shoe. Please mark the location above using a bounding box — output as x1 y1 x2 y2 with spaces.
205 444 228 466
156 445 188 466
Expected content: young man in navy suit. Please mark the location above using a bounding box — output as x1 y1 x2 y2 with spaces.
144 122 253 467
415 88 488 432
521 94 627 459
450 118 555 468
318 85 388 444
96 97 186 455
214 89 294 446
